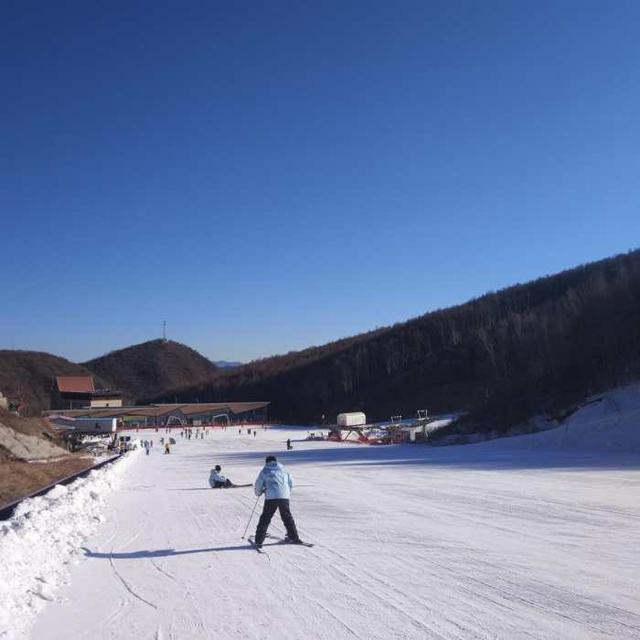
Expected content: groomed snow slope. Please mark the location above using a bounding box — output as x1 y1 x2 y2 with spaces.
492 383 640 453
8 393 640 640
0 450 140 639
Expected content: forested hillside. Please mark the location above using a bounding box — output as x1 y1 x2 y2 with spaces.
151 250 640 431
0 352 107 416
0 340 218 415
4 251 639 429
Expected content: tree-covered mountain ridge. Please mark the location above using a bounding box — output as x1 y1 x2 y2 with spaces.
150 248 640 432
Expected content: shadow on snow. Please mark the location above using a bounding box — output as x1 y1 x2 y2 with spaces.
82 544 255 559
190 442 640 471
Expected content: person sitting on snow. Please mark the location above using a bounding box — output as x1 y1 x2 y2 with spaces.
209 465 234 488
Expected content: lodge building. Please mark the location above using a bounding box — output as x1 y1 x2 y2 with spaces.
51 375 123 410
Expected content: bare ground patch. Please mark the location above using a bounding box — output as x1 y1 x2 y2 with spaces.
0 455 94 506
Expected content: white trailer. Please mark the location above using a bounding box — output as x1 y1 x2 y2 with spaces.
49 416 118 435
337 412 366 427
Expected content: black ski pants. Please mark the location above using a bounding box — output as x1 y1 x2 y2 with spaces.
255 498 299 544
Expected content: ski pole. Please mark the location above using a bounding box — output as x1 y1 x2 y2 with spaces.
241 494 261 539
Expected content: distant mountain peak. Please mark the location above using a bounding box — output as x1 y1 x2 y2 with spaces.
214 360 243 368
82 339 218 403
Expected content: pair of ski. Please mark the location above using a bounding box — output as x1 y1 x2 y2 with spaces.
248 533 314 553
211 483 252 489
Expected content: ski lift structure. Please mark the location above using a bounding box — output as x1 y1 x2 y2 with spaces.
326 410 435 445
210 413 230 427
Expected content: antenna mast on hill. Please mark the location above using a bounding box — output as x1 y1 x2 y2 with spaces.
162 320 167 342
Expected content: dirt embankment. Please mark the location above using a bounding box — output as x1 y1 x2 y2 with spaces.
0 458 94 506
0 410 93 506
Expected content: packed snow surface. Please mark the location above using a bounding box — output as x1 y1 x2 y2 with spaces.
0 449 140 639
489 383 640 453
4 391 640 640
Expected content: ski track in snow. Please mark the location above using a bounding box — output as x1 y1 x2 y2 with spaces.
0 449 141 640
6 402 640 640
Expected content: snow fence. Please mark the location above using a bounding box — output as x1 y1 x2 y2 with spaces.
0 447 140 640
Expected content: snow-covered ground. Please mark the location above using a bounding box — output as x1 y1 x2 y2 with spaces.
0 448 140 639
3 390 640 640
507 383 640 453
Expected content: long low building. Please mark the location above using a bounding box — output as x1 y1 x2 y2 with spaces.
44 401 269 427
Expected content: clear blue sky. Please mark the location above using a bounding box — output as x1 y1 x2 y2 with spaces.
2 1 639 363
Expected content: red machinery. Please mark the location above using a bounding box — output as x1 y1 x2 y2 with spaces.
327 426 391 445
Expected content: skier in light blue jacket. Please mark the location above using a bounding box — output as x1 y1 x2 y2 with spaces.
253 456 301 547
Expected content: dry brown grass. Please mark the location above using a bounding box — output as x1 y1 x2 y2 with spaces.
0 455 93 506
0 409 95 507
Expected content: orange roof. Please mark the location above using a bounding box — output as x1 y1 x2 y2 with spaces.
56 375 95 393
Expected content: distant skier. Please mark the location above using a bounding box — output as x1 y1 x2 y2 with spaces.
164 443 170 454
286 438 293 450
209 465 234 488
252 456 302 548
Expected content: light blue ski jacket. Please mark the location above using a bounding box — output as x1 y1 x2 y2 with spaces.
209 469 227 487
254 462 293 499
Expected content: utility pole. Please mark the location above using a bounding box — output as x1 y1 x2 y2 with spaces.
162 320 167 342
